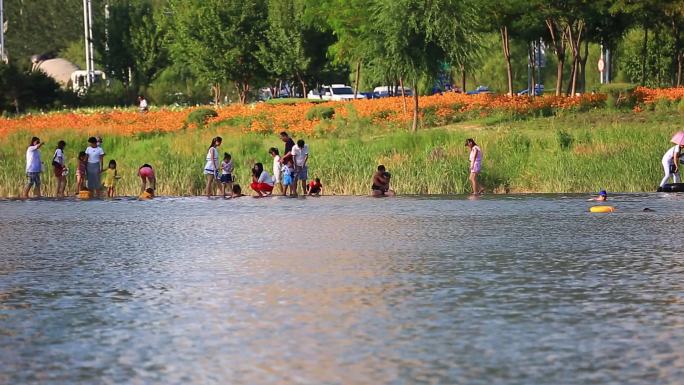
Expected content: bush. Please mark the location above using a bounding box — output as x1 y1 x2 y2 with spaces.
305 105 335 121
655 98 673 112
678 98 684 114
81 80 132 107
0 63 62 113
599 83 637 109
557 130 573 150
185 108 218 129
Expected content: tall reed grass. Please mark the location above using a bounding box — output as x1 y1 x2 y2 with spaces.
0 109 677 197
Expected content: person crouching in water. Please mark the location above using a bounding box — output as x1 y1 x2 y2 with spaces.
102 159 121 198
372 165 395 197
659 143 683 190
250 162 274 197
308 177 323 196
465 138 485 195
138 164 156 195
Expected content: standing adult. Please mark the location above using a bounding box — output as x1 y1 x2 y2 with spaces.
465 138 484 195
138 164 156 194
85 136 105 196
279 131 295 164
53 140 67 197
23 137 44 198
138 95 149 113
204 136 222 197
269 147 282 194
291 139 309 196
250 162 274 197
659 143 683 188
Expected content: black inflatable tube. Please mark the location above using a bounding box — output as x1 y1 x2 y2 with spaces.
658 183 684 192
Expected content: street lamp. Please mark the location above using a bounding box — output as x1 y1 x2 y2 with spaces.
0 0 7 63
83 0 95 86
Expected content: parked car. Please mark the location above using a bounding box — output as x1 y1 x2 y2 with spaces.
517 84 544 96
372 86 413 98
307 84 366 101
466 86 492 95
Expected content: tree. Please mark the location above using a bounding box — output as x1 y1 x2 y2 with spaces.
3 0 83 67
166 0 268 104
319 0 374 96
258 0 311 97
129 3 168 91
368 0 478 131
478 0 525 96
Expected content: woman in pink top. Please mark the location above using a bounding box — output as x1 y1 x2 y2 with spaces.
465 138 484 195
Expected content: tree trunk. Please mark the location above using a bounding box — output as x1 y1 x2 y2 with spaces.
461 66 466 92
500 26 513 96
567 21 584 97
399 76 408 115
353 60 361 98
296 72 306 98
641 27 648 86
529 42 536 98
546 18 566 96
236 82 250 104
212 83 221 106
655 28 661 86
411 78 419 132
677 53 684 87
579 39 589 93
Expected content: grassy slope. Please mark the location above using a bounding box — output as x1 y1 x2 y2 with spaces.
0 109 677 197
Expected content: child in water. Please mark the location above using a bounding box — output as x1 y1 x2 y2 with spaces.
231 184 244 198
76 151 87 193
282 159 294 196
220 153 234 198
140 188 155 200
102 159 121 198
308 177 323 196
588 190 608 201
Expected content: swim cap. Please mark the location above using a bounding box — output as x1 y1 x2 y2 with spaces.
599 190 607 196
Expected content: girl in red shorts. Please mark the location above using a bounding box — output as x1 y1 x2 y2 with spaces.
250 162 274 197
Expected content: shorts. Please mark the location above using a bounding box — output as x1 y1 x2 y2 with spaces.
283 174 293 186
372 184 388 193
53 165 64 177
250 182 274 192
470 161 481 174
26 172 41 187
139 166 155 178
220 174 233 184
309 186 321 194
294 165 308 180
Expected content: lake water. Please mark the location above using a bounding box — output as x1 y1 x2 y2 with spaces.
1 195 683 385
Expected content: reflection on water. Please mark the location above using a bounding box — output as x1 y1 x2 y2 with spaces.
0 195 683 384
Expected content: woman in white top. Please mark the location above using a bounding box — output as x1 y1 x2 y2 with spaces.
53 140 67 197
269 147 282 194
660 144 683 187
204 136 222 197
85 136 105 195
250 162 274 197
465 138 484 195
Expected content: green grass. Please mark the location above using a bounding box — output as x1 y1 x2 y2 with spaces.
0 109 678 197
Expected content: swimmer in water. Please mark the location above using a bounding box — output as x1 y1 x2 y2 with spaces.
588 190 607 201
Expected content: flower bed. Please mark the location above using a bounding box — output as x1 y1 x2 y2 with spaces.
0 92 609 137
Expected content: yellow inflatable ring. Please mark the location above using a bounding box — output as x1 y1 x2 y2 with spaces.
590 205 614 213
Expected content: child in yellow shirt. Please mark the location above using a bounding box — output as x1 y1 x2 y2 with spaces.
102 160 121 198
